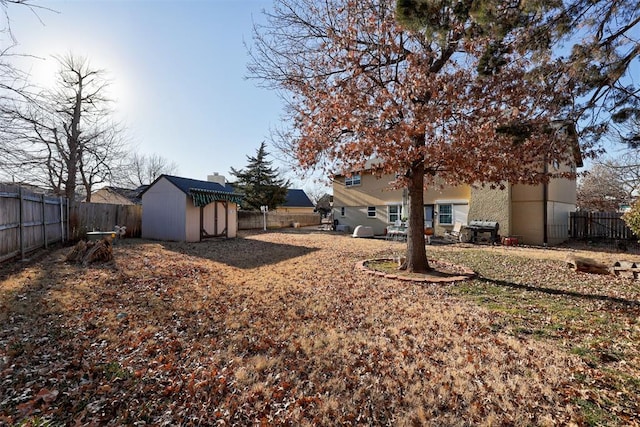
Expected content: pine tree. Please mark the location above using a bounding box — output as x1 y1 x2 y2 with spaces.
231 142 290 211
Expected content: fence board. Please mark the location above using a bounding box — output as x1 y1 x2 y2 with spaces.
0 184 68 263
238 211 321 230
569 211 637 240
69 203 142 240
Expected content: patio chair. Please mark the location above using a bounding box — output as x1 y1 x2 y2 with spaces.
444 221 464 242
386 224 407 241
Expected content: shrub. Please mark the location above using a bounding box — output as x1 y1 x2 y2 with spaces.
622 200 640 239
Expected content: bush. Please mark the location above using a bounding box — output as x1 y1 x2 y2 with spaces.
622 200 640 239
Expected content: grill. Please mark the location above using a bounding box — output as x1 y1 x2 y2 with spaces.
466 220 500 244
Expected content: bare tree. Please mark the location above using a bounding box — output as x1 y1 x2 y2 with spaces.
4 53 128 201
119 152 179 188
0 1 51 182
577 163 629 211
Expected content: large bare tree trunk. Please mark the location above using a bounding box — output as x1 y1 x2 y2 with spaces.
403 160 429 273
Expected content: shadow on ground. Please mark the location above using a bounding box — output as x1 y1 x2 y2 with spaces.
159 236 321 270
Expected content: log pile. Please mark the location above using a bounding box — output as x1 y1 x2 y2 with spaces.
565 254 640 279
564 254 611 275
66 239 114 266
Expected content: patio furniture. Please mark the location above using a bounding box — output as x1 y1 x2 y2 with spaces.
444 221 464 242
386 224 408 241
466 220 500 244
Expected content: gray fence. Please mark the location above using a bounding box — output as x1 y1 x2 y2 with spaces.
0 184 69 262
569 211 637 240
70 202 142 240
1 190 320 263
238 211 321 230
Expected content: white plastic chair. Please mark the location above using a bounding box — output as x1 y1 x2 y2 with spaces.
444 221 463 242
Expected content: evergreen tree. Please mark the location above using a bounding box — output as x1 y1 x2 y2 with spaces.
231 142 290 211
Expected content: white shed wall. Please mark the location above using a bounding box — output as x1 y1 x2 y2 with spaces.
142 177 187 241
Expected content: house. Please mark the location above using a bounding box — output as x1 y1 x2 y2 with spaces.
275 189 316 214
141 174 242 242
89 185 148 205
333 144 583 246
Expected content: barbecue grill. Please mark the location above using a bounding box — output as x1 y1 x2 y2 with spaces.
466 220 500 244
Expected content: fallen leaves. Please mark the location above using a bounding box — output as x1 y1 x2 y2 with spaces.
0 231 638 425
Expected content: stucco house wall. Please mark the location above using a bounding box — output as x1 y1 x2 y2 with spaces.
467 185 511 238
334 166 578 245
428 185 471 236
332 173 402 235
333 172 473 236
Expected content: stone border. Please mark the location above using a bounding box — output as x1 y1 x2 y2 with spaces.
356 258 476 283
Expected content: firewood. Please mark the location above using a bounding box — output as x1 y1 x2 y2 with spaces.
65 240 87 263
66 239 114 266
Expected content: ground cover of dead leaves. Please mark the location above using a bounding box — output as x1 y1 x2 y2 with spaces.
1 229 638 426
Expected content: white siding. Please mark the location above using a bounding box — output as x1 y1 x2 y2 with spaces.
142 177 187 241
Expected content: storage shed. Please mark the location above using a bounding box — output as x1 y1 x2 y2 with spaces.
141 175 242 242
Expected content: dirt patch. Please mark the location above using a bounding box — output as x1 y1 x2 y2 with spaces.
359 258 476 282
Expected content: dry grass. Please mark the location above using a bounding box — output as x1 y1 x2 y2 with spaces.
0 229 638 425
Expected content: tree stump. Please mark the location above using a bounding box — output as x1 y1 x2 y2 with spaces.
66 239 114 266
564 254 610 275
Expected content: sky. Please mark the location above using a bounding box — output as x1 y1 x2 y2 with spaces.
6 0 326 193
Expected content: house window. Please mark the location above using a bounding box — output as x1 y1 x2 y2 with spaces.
340 207 345 217
438 204 453 225
367 206 376 217
345 174 361 187
388 205 402 223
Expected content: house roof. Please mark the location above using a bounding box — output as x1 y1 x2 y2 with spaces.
97 185 149 204
145 174 243 206
283 189 315 208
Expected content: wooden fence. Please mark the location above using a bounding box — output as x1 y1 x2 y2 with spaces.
238 211 321 230
0 184 69 262
2 192 317 263
569 211 637 240
69 202 142 240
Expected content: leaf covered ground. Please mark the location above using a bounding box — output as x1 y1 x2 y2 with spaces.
1 230 638 426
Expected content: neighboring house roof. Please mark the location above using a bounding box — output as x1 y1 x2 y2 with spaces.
282 189 315 208
93 185 149 204
144 174 243 206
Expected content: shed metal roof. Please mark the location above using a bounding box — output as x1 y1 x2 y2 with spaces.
146 175 242 207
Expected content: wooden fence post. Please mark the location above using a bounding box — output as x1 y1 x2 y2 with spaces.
42 193 47 249
19 186 25 260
